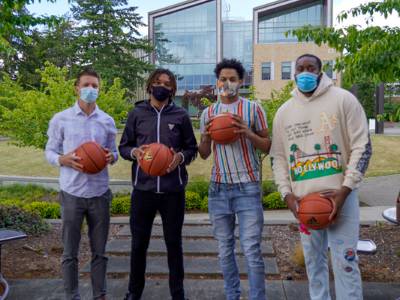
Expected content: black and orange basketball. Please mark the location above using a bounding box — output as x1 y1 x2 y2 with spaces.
139 143 174 176
209 113 239 145
298 192 334 230
74 141 108 174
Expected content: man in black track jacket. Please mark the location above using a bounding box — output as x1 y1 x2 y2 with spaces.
119 68 198 300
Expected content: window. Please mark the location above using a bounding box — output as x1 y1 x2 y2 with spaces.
262 62 271 80
281 61 291 80
323 60 334 79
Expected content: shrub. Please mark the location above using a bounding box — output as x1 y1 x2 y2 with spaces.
24 201 61 219
186 181 209 199
200 196 208 212
262 192 287 209
191 118 200 130
111 196 130 215
0 205 50 235
185 191 202 210
0 184 57 202
0 199 24 207
262 180 277 196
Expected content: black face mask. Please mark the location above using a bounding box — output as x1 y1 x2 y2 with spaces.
152 86 171 102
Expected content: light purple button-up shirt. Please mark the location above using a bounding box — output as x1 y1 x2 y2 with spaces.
45 102 118 198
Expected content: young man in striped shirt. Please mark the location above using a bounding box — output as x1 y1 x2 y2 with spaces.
198 59 271 300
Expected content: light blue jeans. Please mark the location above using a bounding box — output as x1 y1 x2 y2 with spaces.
301 190 363 300
208 181 266 300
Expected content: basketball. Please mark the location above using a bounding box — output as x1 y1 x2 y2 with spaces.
139 143 174 176
209 113 239 145
74 141 108 174
298 192 334 230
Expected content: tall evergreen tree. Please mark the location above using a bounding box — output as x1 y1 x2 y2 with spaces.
71 0 154 96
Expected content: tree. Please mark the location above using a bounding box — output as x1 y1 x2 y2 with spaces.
182 86 217 117
0 0 60 56
288 0 400 85
71 0 154 97
3 19 76 88
0 62 129 149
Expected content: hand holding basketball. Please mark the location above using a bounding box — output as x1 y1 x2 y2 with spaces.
104 148 114 164
166 148 183 173
231 114 252 138
132 145 150 160
285 193 300 219
59 151 83 172
319 187 352 222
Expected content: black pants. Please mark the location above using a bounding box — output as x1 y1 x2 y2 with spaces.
128 189 185 300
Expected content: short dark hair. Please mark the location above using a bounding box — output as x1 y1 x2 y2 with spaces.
75 68 100 86
295 54 322 71
146 68 177 97
214 58 245 80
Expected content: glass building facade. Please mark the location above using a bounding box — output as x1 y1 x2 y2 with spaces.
153 1 217 92
222 20 253 88
258 1 323 43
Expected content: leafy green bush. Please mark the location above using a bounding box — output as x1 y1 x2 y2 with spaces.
185 191 202 210
24 201 61 219
262 180 277 196
200 196 208 212
0 205 50 235
0 184 57 202
0 62 129 148
261 81 294 130
191 118 200 130
262 192 287 209
0 199 24 207
111 196 130 215
186 181 209 199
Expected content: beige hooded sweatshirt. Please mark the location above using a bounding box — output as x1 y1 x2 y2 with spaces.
270 73 372 199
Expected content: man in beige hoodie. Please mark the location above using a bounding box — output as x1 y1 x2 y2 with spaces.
271 54 371 300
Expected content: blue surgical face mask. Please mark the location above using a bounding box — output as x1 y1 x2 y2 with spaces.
80 87 99 103
295 72 320 93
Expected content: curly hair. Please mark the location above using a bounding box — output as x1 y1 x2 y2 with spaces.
146 68 177 96
214 58 245 80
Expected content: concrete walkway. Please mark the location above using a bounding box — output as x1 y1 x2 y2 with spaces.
8 279 400 300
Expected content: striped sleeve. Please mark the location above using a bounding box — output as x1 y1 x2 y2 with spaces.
254 101 268 131
199 108 208 134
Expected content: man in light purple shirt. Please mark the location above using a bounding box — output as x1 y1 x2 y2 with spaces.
45 69 118 300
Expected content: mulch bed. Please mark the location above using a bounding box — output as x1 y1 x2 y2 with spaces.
2 223 399 282
269 223 400 282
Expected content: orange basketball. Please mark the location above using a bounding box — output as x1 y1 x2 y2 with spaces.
298 192 334 230
139 143 174 176
209 113 239 145
75 141 108 174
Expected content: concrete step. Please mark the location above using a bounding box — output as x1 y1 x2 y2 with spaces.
117 224 271 239
82 256 280 276
106 238 275 256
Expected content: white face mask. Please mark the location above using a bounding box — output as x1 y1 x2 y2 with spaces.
218 80 239 97
80 87 99 103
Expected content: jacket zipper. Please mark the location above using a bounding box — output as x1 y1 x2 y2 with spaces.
134 164 140 186
178 165 183 185
152 104 166 193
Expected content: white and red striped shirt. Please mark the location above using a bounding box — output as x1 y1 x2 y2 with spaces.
200 97 268 184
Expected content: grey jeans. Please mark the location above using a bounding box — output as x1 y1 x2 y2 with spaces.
60 189 112 300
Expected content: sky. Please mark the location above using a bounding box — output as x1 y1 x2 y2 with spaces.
27 0 399 36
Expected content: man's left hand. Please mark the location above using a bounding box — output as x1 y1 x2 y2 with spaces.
231 114 253 138
104 148 115 164
320 186 352 222
167 148 183 173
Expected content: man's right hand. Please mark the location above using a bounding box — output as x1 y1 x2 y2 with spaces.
132 145 150 160
59 152 83 172
285 193 300 219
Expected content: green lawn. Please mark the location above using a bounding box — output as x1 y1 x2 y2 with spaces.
0 134 399 180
